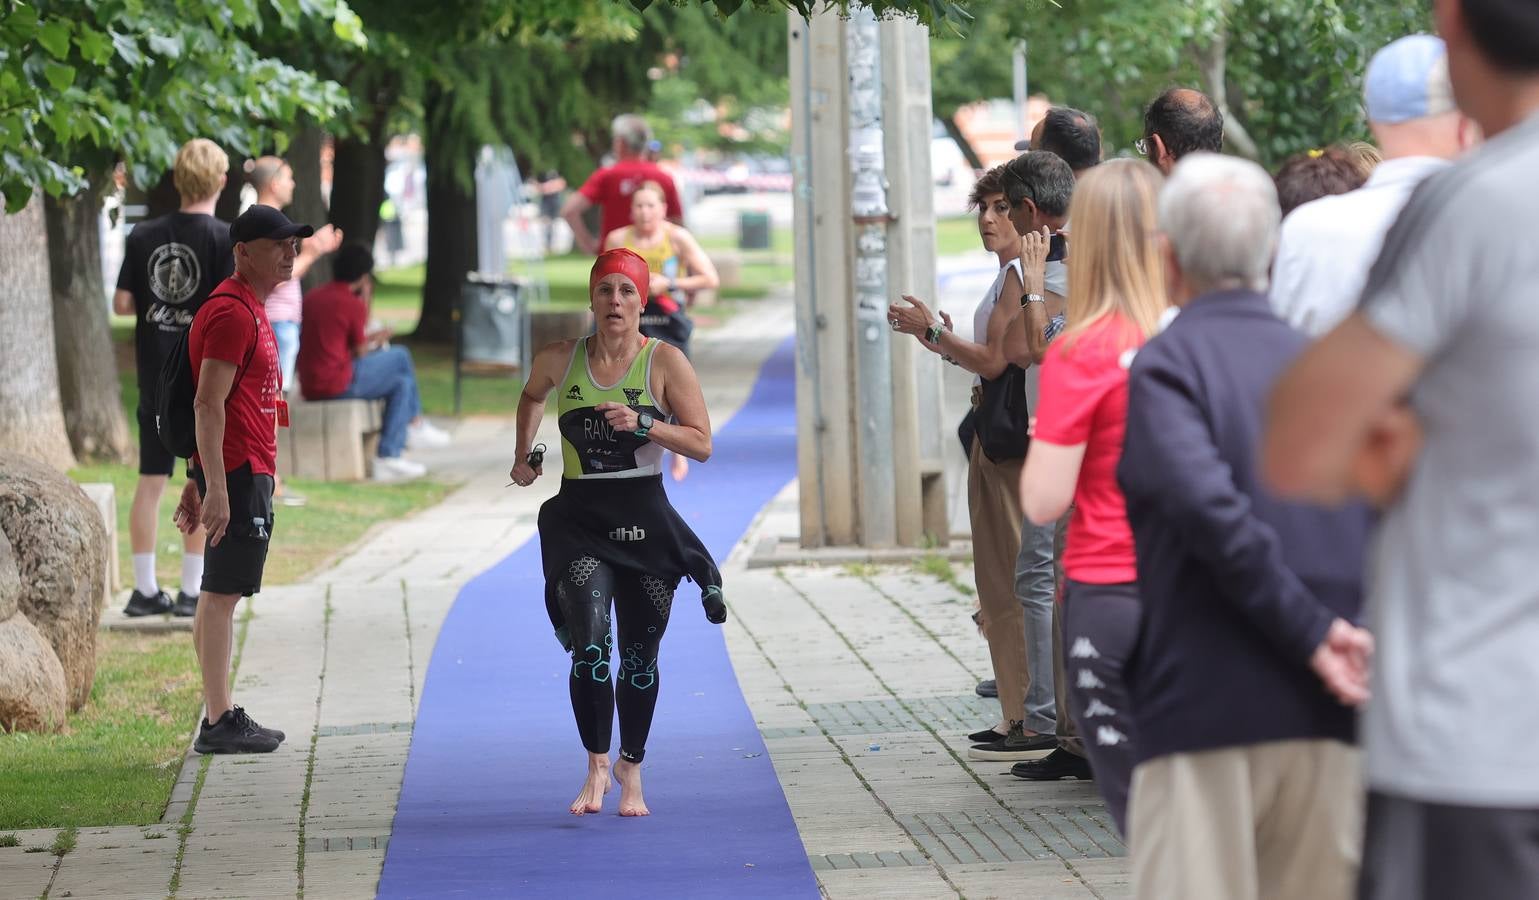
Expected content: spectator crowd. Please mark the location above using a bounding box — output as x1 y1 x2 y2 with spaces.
892 1 1539 896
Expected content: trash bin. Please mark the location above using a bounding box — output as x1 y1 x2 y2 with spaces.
454 274 531 414
738 210 771 250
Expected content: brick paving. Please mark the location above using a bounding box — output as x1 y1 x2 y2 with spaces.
1 285 1132 899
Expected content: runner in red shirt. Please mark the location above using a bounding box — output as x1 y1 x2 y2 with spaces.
1018 159 1169 835
561 114 683 255
175 203 311 756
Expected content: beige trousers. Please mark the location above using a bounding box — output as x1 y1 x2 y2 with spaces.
1130 739 1362 900
966 437 1028 726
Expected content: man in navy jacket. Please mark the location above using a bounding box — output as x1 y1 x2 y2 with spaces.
1117 153 1373 899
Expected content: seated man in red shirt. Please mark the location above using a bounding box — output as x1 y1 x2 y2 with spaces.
296 244 449 481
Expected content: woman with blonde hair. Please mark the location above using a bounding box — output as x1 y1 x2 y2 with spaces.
1018 157 1167 834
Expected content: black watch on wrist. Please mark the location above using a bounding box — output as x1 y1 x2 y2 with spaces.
634 413 655 438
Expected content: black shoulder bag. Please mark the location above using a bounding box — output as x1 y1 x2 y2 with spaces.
973 363 1030 463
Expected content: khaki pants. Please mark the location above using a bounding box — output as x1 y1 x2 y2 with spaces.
1130 740 1362 900
966 437 1028 726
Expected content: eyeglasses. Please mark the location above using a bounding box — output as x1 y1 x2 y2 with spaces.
1002 166 1035 211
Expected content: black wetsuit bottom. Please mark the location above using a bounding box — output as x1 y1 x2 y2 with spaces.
557 556 678 763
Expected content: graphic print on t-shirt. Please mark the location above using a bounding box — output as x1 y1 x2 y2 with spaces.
148 243 203 306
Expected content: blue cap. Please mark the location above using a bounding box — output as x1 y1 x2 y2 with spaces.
1365 34 1455 124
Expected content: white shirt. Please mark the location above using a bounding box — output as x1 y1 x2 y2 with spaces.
1269 156 1451 336
973 259 1023 386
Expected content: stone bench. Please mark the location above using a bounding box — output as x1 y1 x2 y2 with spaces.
277 397 385 482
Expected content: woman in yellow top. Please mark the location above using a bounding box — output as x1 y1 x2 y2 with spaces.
602 180 719 479
508 249 724 820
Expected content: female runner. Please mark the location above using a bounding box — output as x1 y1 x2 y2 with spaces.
508 248 727 817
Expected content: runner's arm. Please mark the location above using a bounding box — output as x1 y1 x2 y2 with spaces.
514 341 570 463
669 226 719 293
647 342 712 462
561 192 599 256
112 289 134 316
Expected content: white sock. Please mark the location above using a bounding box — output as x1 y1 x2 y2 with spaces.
133 553 158 596
181 554 205 598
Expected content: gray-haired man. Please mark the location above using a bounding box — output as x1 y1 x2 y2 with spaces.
561 114 683 256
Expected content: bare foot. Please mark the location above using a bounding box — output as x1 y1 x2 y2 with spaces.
614 758 650 817
569 753 611 815
670 453 689 481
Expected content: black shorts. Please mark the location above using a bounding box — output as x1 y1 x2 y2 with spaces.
192 463 275 597
136 404 176 476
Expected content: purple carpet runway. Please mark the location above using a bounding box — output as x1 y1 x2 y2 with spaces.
378 337 816 899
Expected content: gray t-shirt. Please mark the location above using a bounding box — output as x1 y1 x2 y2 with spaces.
1358 110 1539 807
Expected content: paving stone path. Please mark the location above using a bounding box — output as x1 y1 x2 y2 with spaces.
1 284 1130 899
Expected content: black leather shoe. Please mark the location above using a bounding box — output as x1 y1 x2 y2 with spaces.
172 591 198 617
975 679 998 698
123 589 173 617
1011 747 1093 781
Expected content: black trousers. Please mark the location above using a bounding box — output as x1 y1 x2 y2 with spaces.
556 555 678 763
1062 579 1141 836
1360 790 1539 900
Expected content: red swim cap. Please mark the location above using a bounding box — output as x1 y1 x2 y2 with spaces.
589 248 652 307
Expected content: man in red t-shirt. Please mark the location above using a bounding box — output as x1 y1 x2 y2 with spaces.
296 244 449 481
561 113 683 255
174 203 310 755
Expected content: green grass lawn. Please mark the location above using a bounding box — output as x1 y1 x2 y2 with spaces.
76 368 450 592
0 630 202 830
935 215 993 258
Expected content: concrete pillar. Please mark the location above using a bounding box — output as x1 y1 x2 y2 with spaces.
788 10 948 548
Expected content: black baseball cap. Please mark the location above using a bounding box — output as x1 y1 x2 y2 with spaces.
231 204 315 244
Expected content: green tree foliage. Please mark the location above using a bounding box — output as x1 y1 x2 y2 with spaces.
0 0 361 211
931 0 1433 167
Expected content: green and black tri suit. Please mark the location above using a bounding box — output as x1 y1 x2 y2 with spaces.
537 336 724 763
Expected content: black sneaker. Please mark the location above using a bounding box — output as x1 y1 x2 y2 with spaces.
123 589 173 617
968 723 1057 760
172 591 198 617
235 706 285 743
193 707 281 754
1011 747 1093 780
975 679 998 698
968 725 1007 744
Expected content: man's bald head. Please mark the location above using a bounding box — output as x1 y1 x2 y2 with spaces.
1143 88 1225 173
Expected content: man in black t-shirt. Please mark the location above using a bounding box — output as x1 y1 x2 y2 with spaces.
112 138 232 618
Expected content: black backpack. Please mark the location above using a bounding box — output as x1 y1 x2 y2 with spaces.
155 293 257 459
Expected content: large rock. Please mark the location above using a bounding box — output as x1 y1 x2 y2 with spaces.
0 455 106 710
0 525 19 623
0 612 68 733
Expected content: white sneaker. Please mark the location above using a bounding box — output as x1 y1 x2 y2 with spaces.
373 456 427 482
406 420 452 450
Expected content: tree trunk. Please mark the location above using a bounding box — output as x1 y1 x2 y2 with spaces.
45 178 133 463
1195 23 1261 162
329 134 387 255
288 122 332 290
329 69 399 253
417 86 478 344
0 193 78 471
942 113 986 173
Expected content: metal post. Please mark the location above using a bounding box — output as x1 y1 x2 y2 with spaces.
846 8 897 547
1013 40 1028 142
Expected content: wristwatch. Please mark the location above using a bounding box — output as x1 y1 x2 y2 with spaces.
1020 293 1045 308
634 412 655 438
925 322 945 344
